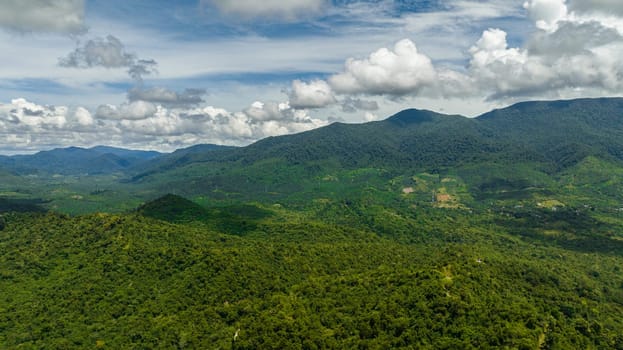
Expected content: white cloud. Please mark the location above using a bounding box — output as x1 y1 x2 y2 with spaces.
568 0 623 16
0 0 85 34
73 106 93 126
363 112 380 122
329 39 438 96
244 101 289 121
96 101 158 120
206 0 327 20
467 26 623 99
296 0 623 105
123 101 158 120
289 80 336 109
467 28 565 98
464 0 623 99
523 0 568 31
0 98 67 130
526 20 622 56
0 96 330 154
5 0 623 153
240 100 328 137
117 101 328 145
119 106 184 136
127 87 206 107
468 28 531 87
341 97 379 113
59 35 158 81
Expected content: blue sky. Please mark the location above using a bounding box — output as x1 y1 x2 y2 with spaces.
0 0 623 153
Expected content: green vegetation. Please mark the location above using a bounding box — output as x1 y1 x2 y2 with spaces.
1 200 623 348
2 98 623 348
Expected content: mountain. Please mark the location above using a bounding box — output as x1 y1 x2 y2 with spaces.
2 193 622 348
134 98 623 177
89 146 161 160
2 98 623 348
2 97 623 211
138 193 273 234
137 193 209 222
128 98 623 206
129 144 236 181
0 146 162 175
477 98 623 167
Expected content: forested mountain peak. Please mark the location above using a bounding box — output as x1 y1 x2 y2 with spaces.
477 97 623 125
385 108 461 126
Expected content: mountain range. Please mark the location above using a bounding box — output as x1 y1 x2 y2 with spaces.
165 97 623 171
2 98 623 348
0 146 162 175
120 97 623 206
3 97 622 177
1 97 623 212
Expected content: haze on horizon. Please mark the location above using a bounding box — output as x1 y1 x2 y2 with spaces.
1 0 623 154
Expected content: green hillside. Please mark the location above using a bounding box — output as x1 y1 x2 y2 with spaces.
2 98 623 214
133 98 623 174
2 201 623 348
0 146 162 176
2 98 623 348
125 98 623 211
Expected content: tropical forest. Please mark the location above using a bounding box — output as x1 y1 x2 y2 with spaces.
1 98 623 349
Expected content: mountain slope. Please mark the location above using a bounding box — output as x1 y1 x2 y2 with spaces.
135 98 623 178
2 97 623 213
1 202 622 348
0 146 163 175
129 144 235 181
129 98 623 206
2 99 623 347
477 98 623 167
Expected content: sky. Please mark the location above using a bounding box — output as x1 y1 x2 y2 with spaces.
1 0 623 154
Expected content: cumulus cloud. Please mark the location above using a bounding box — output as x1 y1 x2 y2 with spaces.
363 112 380 122
96 101 158 120
0 0 85 34
59 35 158 81
465 0 623 99
0 95 329 154
128 87 206 107
244 101 290 121
324 38 472 100
466 27 617 99
467 29 532 91
73 106 94 126
0 99 113 153
298 0 623 105
341 97 379 113
526 20 623 56
523 0 568 31
329 39 438 96
289 80 336 109
0 98 67 130
206 0 327 20
242 100 322 126
117 101 328 145
0 98 101 146
567 0 623 16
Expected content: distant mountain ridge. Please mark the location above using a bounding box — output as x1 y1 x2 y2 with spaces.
112 97 623 204
1 97 623 213
0 146 163 175
130 98 623 178
2 97 623 180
